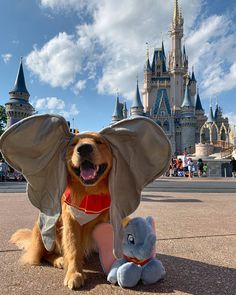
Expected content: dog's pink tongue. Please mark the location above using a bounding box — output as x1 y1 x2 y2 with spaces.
81 168 96 180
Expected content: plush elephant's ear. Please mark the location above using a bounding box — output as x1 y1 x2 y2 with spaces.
146 216 155 230
0 114 73 251
100 117 171 257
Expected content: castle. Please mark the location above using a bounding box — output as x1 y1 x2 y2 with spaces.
4 1 230 155
111 0 229 155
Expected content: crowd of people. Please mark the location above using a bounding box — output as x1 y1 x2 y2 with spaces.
168 156 208 178
0 159 24 181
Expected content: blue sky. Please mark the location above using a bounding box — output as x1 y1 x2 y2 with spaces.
0 0 236 132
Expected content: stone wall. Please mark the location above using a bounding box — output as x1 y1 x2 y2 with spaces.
195 143 214 157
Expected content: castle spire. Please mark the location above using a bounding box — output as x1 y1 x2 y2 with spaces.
214 97 219 119
131 80 144 117
112 92 121 122
191 66 196 82
172 0 183 26
181 82 193 108
9 57 30 99
173 0 180 24
132 80 143 108
162 40 166 59
145 42 151 71
207 98 215 123
195 88 203 111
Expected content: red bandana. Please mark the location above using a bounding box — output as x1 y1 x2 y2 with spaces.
63 187 111 214
123 255 151 266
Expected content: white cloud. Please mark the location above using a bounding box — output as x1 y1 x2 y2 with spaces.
34 0 236 102
185 14 236 97
202 62 236 96
40 0 96 13
34 96 79 119
60 104 80 118
73 79 86 95
35 96 65 110
26 32 87 88
1 53 12 63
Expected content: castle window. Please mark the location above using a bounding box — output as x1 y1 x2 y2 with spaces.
160 110 166 116
163 121 170 132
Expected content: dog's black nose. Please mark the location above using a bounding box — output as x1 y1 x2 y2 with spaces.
77 144 93 156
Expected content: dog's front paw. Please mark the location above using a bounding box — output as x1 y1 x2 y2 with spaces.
64 271 86 290
53 257 64 269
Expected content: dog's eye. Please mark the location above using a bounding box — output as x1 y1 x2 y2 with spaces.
127 234 135 244
95 140 103 145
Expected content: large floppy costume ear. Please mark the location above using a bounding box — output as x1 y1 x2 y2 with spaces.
100 117 171 257
0 114 73 251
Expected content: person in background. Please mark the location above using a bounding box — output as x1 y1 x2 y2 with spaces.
197 158 204 177
203 163 208 177
230 157 236 177
177 158 183 177
187 158 194 179
0 159 9 181
182 154 188 177
169 158 175 177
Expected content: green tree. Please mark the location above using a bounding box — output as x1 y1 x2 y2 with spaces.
0 105 7 135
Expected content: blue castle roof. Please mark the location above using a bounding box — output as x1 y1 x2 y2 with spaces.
151 44 167 73
181 84 193 108
10 58 29 95
195 92 203 111
207 105 215 123
132 81 143 108
153 89 171 115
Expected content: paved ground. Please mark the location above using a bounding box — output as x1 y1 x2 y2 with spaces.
0 178 236 295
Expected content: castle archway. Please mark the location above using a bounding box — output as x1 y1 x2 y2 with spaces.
200 124 210 143
211 123 218 143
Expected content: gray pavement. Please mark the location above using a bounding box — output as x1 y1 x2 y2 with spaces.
0 178 236 295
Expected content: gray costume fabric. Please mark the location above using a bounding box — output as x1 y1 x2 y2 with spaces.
0 114 171 257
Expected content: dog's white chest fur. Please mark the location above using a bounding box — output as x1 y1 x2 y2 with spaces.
68 206 100 225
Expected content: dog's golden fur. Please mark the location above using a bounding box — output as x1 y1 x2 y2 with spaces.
10 132 113 290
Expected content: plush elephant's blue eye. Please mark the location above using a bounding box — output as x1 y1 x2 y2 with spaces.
127 234 135 244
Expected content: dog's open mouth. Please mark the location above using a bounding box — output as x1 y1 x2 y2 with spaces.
72 160 108 185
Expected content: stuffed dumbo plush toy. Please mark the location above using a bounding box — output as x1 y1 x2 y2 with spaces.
107 216 166 288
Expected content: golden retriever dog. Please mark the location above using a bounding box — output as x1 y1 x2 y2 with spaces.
0 114 171 291
10 132 113 290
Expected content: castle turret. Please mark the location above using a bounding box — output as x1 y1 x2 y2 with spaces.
195 89 207 143
5 57 34 128
143 44 152 113
207 98 215 123
122 102 128 119
183 45 188 72
169 0 185 110
180 83 196 153
195 90 203 112
214 98 220 120
188 66 197 104
112 93 123 123
131 81 144 117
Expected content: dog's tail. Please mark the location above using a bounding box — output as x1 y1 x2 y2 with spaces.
10 228 32 251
